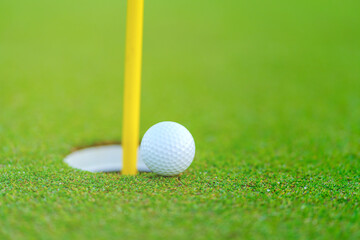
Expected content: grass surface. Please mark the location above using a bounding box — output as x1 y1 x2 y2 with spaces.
1 0 360 239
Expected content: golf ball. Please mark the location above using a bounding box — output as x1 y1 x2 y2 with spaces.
140 121 195 176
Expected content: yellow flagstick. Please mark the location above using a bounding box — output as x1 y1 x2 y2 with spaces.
122 0 144 175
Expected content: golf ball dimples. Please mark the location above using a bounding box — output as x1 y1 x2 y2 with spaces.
140 121 195 176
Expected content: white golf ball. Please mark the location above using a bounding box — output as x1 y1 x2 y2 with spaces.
140 121 195 176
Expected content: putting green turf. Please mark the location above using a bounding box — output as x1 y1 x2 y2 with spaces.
1 0 360 239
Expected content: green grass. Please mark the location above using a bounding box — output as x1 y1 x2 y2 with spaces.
1 0 360 239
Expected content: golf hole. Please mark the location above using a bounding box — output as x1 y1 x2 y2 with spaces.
64 145 151 173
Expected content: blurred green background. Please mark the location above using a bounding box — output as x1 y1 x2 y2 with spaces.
0 0 359 239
